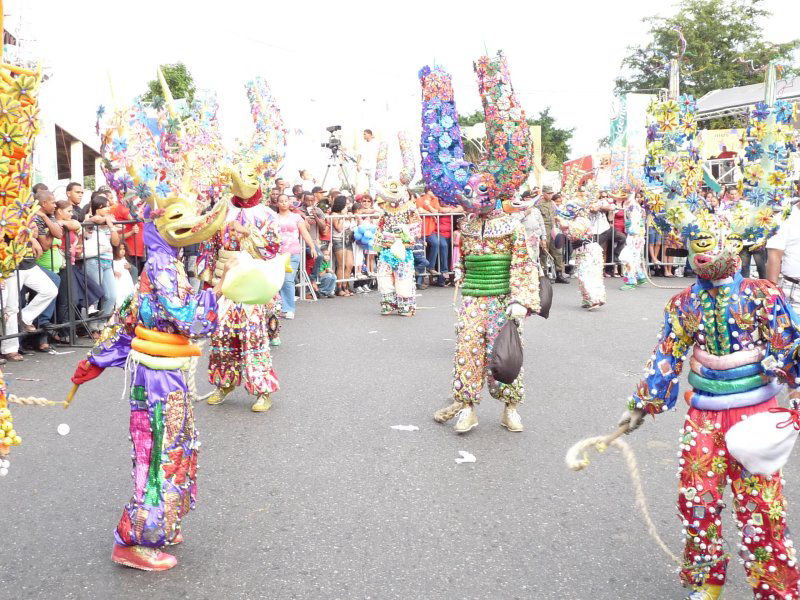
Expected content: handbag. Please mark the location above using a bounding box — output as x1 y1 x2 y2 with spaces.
489 320 523 385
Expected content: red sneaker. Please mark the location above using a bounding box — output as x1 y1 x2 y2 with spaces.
111 543 177 571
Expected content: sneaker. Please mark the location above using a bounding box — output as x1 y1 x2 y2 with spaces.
111 544 177 571
500 405 523 432
454 405 478 433
283 312 295 320
619 283 636 290
251 393 272 412
269 337 281 347
636 277 648 286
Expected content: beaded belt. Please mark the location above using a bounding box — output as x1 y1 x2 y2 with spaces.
462 254 511 297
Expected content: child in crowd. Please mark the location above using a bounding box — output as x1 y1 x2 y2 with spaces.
352 202 373 293
317 246 337 298
412 237 429 289
112 243 135 308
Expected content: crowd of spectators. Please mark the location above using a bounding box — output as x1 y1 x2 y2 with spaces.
6 171 797 364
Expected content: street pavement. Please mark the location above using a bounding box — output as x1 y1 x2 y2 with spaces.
1 277 795 599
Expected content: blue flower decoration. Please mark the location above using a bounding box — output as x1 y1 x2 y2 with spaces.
441 115 454 129
766 143 787 162
685 192 701 212
681 223 701 240
135 183 152 200
437 149 451 163
745 187 767 207
439 133 452 148
679 94 696 114
743 226 765 243
752 102 770 121
112 137 128 153
774 100 792 124
745 142 763 161
155 181 171 198
139 164 155 182
96 105 106 118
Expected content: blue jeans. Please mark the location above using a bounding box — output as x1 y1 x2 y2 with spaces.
308 243 323 282
425 234 450 280
318 272 336 296
84 257 117 330
33 267 61 327
280 253 301 314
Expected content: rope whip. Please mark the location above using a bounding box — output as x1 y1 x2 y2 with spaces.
7 394 69 408
566 423 682 566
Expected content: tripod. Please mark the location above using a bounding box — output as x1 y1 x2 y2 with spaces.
320 147 355 193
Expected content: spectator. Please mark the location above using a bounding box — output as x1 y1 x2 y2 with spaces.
32 182 49 194
416 188 461 286
295 168 317 191
538 186 568 283
276 193 317 319
50 200 81 342
29 190 63 351
357 129 379 194
113 243 135 307
66 181 86 222
609 191 627 277
274 177 287 194
316 246 337 298
268 187 280 212
291 184 304 207
301 191 327 292
110 195 144 279
767 193 800 310
330 195 354 296
83 192 120 337
1 237 58 361
356 194 379 275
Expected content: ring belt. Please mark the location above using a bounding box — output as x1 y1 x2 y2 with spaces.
131 325 200 357
688 380 781 410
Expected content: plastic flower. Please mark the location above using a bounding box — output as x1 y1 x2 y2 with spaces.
678 94 696 114
752 102 770 121
768 170 787 187
139 164 156 182
744 164 764 184
112 137 128 153
8 75 37 104
745 187 767 207
755 207 774 227
134 183 152 200
0 122 24 154
155 181 171 198
0 94 21 124
774 100 793 124
745 142 763 161
439 133 452 148
18 104 40 138
682 223 701 240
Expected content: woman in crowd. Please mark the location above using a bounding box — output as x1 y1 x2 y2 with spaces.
276 193 317 319
83 192 120 337
330 195 355 296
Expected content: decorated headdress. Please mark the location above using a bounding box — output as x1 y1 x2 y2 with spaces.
97 69 227 247
557 166 598 241
419 52 532 214
374 131 415 208
0 55 43 278
644 60 796 280
228 77 286 200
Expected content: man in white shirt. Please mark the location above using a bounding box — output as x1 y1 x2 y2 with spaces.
357 129 379 195
767 184 800 311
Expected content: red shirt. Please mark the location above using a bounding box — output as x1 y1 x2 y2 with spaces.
113 203 144 257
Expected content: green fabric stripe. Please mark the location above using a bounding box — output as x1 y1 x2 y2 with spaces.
688 371 766 395
144 401 165 507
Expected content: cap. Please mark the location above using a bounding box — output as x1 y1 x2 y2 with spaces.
311 186 324 194
542 185 554 193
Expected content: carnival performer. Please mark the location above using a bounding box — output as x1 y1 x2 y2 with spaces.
557 171 606 309
199 78 286 412
617 62 800 600
67 73 281 571
372 132 420 316
0 52 44 474
422 54 540 434
618 188 648 290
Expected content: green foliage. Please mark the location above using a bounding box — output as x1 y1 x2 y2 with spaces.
142 63 197 105
458 107 574 170
615 0 800 100
83 175 96 191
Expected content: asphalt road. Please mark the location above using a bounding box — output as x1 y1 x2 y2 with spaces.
1 277 795 599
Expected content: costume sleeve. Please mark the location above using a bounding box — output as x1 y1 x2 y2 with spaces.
630 299 693 415
372 216 386 248
252 216 282 260
509 223 540 313
759 281 800 387
196 232 221 286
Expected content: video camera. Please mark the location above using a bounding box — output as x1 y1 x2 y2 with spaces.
321 125 342 153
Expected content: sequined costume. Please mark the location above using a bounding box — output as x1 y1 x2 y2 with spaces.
373 132 419 316
200 194 281 399
422 54 540 434
619 62 800 600
620 196 647 287
574 240 606 307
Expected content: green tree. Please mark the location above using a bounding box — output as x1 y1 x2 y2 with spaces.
142 62 197 106
458 107 574 170
615 0 800 101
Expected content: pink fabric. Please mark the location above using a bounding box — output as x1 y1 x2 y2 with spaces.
130 410 153 503
277 211 303 255
693 346 763 370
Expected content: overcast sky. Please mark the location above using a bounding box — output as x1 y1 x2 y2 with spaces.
11 0 800 178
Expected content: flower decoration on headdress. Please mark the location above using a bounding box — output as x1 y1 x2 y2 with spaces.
418 52 532 211
0 58 43 279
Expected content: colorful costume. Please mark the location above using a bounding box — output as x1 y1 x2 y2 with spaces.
620 62 800 600
619 194 647 288
557 172 606 309
199 78 286 411
0 50 44 472
422 54 540 434
372 132 420 316
68 74 277 571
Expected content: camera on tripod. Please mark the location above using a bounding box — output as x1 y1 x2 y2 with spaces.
321 125 342 152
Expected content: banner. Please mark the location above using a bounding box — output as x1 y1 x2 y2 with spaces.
609 93 655 189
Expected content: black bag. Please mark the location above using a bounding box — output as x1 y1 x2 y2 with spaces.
538 270 553 319
489 321 523 385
